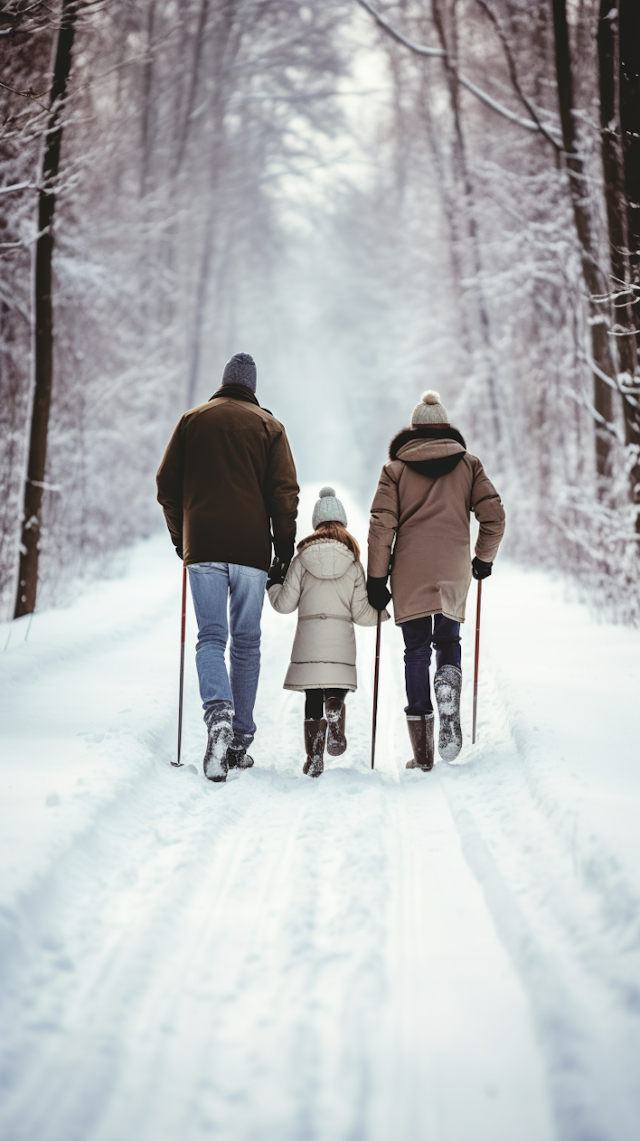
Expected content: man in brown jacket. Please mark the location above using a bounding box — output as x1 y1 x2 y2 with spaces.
157 352 299 782
367 390 505 772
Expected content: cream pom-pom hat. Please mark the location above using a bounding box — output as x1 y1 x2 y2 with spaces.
410 390 449 426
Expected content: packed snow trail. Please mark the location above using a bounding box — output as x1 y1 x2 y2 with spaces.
1 494 639 1140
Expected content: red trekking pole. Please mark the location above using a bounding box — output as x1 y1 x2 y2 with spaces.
472 579 482 744
172 564 188 768
370 611 382 769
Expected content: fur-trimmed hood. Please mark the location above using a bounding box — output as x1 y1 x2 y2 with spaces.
389 423 467 479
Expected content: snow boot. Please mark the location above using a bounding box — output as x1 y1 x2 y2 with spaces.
303 718 327 778
325 696 347 757
226 732 255 771
434 664 463 761
406 713 435 771
203 701 233 782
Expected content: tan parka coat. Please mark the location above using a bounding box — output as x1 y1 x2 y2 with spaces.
268 539 387 690
368 425 505 624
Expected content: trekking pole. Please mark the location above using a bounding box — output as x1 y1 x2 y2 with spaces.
172 563 188 768
371 611 382 769
472 578 483 744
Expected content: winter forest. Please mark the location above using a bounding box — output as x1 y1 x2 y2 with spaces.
2 0 640 619
2 2 640 1140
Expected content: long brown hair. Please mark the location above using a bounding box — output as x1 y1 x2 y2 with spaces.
297 519 361 562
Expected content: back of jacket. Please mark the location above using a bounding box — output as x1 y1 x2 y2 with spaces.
156 384 299 570
368 424 505 624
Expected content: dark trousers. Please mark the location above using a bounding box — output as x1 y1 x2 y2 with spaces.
305 688 347 720
401 614 461 716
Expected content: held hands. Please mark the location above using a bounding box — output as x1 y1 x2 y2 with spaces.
267 556 291 590
367 575 392 611
472 556 492 581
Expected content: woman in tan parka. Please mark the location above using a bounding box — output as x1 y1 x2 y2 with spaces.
367 391 505 772
268 487 387 777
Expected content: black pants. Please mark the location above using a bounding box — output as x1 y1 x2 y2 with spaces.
304 688 347 720
400 614 461 716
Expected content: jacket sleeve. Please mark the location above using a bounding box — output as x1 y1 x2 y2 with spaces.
367 464 399 578
470 459 505 563
267 557 303 614
265 425 299 556
351 564 389 626
156 418 185 554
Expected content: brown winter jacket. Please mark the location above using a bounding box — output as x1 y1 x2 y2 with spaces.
368 424 505 624
156 384 299 570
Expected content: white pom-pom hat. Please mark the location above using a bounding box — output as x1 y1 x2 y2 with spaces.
312 486 348 529
410 390 449 426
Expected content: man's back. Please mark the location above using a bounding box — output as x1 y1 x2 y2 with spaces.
157 382 298 571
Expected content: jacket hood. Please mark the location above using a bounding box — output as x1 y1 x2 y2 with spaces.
390 424 467 479
298 539 355 580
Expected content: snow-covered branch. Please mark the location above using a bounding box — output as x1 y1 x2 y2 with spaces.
354 0 552 136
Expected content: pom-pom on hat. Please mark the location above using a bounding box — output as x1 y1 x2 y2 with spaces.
222 352 257 392
411 390 449 426
312 486 348 529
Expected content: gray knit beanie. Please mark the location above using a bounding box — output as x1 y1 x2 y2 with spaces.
312 486 347 529
222 352 257 393
411 389 449 425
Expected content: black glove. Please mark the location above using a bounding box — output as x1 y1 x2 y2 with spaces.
273 534 295 563
176 546 184 560
472 556 492 580
367 575 391 611
267 556 290 589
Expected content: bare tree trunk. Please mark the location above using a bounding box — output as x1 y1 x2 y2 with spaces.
619 0 640 305
173 0 211 178
140 0 157 198
14 0 77 619
597 0 640 528
431 0 503 453
552 0 614 483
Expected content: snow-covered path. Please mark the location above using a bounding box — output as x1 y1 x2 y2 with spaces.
1 506 639 1140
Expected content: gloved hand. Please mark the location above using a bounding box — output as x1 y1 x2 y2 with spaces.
367 575 392 611
472 556 492 580
267 556 290 590
176 546 184 560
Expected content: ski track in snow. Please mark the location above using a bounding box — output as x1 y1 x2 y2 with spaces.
1 497 639 1140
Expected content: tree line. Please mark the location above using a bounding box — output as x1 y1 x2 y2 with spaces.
1 0 639 622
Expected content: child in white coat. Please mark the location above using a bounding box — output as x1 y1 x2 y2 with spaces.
267 487 387 777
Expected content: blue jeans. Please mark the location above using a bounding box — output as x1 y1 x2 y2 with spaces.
401 614 461 716
188 562 267 744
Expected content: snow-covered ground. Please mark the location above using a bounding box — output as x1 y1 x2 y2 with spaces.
1 489 639 1141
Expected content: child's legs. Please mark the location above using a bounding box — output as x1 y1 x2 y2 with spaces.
305 690 324 720
304 688 348 719
324 688 347 706
401 616 434 715
432 614 462 671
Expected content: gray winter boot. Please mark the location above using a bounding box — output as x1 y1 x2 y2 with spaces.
203 701 233 782
434 665 463 761
303 718 327 778
325 696 347 757
406 713 435 771
226 733 255 771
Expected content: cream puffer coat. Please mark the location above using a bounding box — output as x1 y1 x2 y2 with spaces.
268 538 387 691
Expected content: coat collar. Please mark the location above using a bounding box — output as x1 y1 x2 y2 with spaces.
209 383 260 407
389 423 466 461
